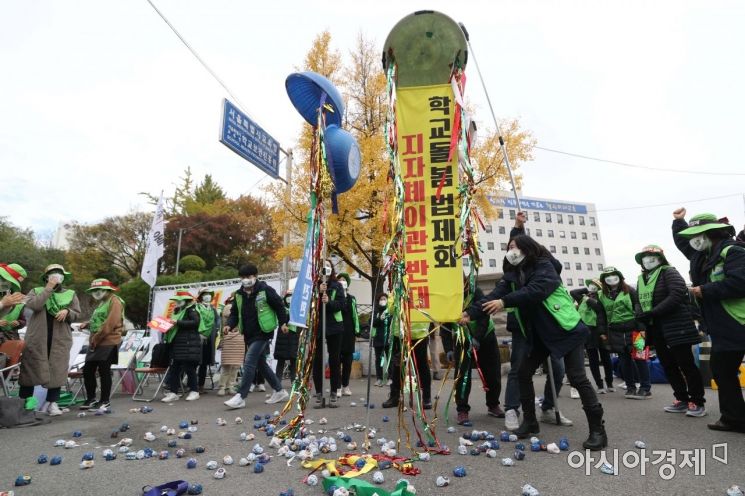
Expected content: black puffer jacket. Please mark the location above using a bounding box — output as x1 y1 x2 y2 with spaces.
372 304 390 348
639 266 700 348
274 306 299 360
171 306 202 362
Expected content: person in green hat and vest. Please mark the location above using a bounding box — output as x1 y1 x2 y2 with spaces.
0 263 28 344
195 288 220 394
337 272 360 398
634 244 705 417
274 290 299 386
460 235 607 450
371 293 391 387
78 278 124 410
672 208 745 432
224 264 290 409
19 264 81 416
571 279 614 394
161 291 202 403
597 266 651 400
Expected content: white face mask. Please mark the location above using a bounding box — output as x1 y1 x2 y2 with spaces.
641 255 661 271
689 234 712 252
48 273 64 285
587 284 599 294
241 277 256 288
91 290 106 301
338 280 348 290
604 275 620 287
175 300 187 309
201 295 212 304
505 248 525 266
378 299 387 307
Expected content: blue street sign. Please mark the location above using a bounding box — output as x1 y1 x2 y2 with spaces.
219 99 280 179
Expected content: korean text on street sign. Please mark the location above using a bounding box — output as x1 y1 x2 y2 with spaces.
219 99 280 179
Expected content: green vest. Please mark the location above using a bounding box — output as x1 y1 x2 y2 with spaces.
165 303 194 344
327 290 343 323
509 283 581 334
89 295 125 334
598 291 634 325
235 290 278 334
577 297 597 327
637 266 668 313
0 303 24 332
410 321 429 340
196 304 217 338
710 245 745 325
33 287 75 315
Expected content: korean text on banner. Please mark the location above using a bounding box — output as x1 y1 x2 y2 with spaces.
289 210 316 328
396 84 463 323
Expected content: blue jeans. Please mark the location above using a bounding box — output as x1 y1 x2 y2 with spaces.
619 352 651 392
505 330 565 411
238 340 282 398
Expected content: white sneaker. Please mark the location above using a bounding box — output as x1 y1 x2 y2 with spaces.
217 387 226 397
336 390 342 398
342 387 352 396
374 380 383 387
249 384 255 393
597 387 607 394
257 384 266 392
540 408 573 426
185 391 200 401
161 392 179 403
570 387 580 399
265 389 289 404
504 409 520 430
224 393 246 409
47 402 63 416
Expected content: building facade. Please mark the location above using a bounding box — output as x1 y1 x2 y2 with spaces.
472 195 607 289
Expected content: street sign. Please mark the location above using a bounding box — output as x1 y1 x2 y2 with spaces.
219 99 280 179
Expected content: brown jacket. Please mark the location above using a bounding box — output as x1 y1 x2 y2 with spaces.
19 287 81 389
89 296 124 348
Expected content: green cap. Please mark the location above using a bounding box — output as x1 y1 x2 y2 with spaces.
337 272 351 286
600 266 624 282
0 263 27 291
677 213 735 238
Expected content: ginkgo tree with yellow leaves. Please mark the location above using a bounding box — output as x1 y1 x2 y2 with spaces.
266 31 536 297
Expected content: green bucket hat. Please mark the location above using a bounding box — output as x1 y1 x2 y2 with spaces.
41 264 72 284
634 244 670 266
197 288 215 297
600 266 624 282
169 290 195 302
85 278 119 293
677 213 736 238
0 263 27 291
337 272 351 286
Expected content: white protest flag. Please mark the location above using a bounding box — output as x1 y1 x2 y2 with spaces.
141 194 165 287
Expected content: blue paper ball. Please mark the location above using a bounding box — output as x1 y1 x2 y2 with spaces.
50 456 63 466
179 421 189 429
195 446 205 454
514 449 526 460
500 431 510 442
81 451 94 461
186 458 197 469
254 462 265 473
355 459 366 469
453 466 466 477
15 475 32 486
37 454 48 464
188 483 203 495
72 431 82 438
382 416 390 423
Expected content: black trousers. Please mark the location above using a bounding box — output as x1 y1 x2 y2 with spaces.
340 351 354 387
198 339 212 389
587 347 614 389
374 346 385 380
275 358 296 383
390 337 431 402
83 360 114 402
169 361 198 393
654 333 705 405
711 350 745 426
518 336 599 415
455 332 502 413
313 332 343 395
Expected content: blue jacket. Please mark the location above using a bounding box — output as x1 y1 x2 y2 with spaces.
673 219 745 351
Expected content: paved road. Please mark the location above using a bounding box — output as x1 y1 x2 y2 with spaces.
1 374 743 496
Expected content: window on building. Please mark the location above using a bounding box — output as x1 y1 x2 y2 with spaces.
584 247 590 255
570 232 577 239
559 231 566 238
497 209 504 219
549 245 556 253
557 214 564 224
567 278 574 287
590 216 596 226
501 243 508 251
484 224 492 233
573 247 580 254
564 261 570 270
568 215 575 225
579 216 586 226
581 232 588 240
562 246 568 254
587 263 593 271
487 242 494 250
498 226 506 235
595 248 601 256
509 209 516 220
592 233 598 240
536 229 543 237
488 259 496 267
575 262 582 270
579 279 585 286
545 213 552 223
598 263 604 271
533 212 541 222
548 230 554 238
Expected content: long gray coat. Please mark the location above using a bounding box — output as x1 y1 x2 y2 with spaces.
19 287 81 389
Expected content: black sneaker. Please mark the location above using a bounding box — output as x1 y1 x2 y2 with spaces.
632 389 652 400
80 399 97 410
624 388 637 399
382 396 400 408
328 395 339 409
312 393 324 409
423 400 432 410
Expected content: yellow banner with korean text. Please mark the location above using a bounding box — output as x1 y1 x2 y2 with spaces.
396 84 463 323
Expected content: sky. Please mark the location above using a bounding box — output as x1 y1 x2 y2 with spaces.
1 0 744 282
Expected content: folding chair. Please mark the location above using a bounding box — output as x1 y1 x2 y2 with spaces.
0 340 24 396
66 363 86 401
132 364 170 402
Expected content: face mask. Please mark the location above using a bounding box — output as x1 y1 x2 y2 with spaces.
175 300 187 309
604 275 620 287
201 294 212 304
378 299 387 307
641 255 661 271
0 282 10 296
284 297 292 306
587 284 599 294
242 277 256 288
505 248 525 266
689 234 712 252
338 280 348 290
91 290 106 301
48 273 64 285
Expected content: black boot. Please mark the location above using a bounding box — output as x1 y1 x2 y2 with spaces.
382 392 400 408
582 404 608 450
514 409 540 439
